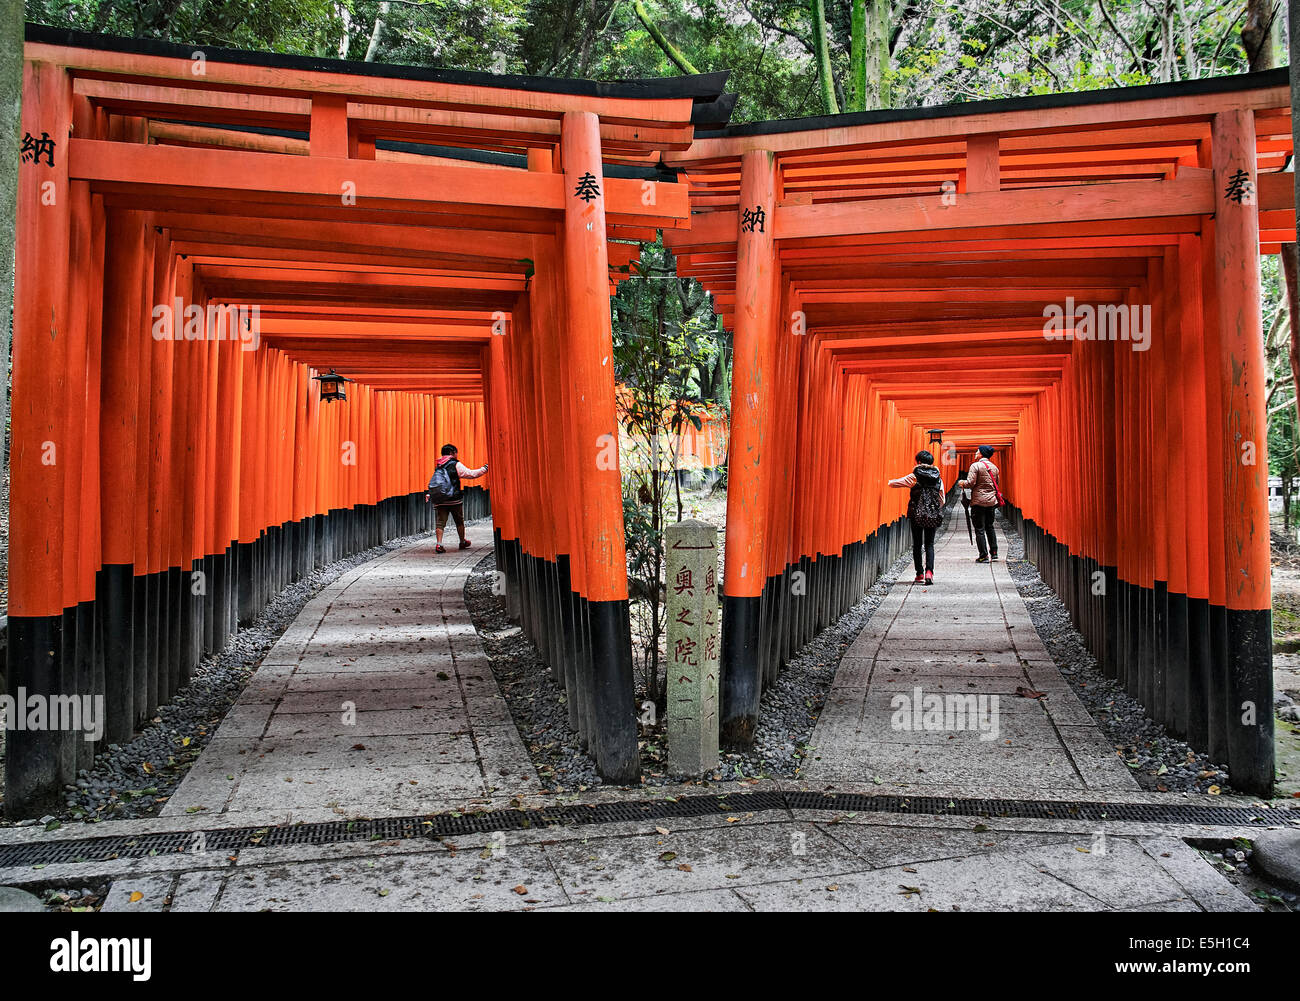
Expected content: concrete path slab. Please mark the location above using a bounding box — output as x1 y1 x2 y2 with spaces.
804 517 1139 795
53 516 1272 912
163 526 539 820
97 810 1253 912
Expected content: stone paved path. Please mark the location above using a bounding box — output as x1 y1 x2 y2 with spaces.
804 517 1138 793
94 808 1256 912
0 517 1277 912
163 524 540 822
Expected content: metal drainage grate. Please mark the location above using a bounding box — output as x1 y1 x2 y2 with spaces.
0 790 1294 869
781 792 1297 827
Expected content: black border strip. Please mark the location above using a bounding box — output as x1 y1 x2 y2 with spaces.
702 67 1291 138
25 22 731 103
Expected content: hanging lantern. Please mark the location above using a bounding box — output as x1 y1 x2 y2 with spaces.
314 369 351 402
927 428 944 447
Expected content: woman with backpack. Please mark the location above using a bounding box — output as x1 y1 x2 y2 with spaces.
958 445 1002 563
426 443 488 553
889 449 946 585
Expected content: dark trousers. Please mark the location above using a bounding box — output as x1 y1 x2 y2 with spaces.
912 524 936 574
436 502 466 538
972 504 998 558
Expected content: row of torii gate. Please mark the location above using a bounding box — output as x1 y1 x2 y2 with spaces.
4 24 1290 813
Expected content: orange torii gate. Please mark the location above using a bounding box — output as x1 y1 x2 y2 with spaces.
664 72 1294 794
8 24 1294 813
6 25 732 813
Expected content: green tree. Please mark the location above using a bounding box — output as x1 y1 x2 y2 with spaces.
611 240 726 708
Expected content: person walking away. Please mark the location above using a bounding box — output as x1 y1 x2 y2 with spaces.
958 445 1001 563
427 443 488 553
889 450 946 585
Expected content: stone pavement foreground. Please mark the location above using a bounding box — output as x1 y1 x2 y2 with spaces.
162 526 540 823
87 518 1270 911
804 518 1137 794
96 806 1258 912
0 517 1267 912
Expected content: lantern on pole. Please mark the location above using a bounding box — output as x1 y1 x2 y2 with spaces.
314 369 351 403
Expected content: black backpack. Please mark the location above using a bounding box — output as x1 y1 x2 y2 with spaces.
427 460 462 504
909 465 944 529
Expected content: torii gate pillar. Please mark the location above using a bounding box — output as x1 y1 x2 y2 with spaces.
1211 108 1273 795
720 149 776 746
560 110 639 784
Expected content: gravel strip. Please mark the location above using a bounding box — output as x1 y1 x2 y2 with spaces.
40 883 110 912
0 529 439 826
1190 839 1300 912
999 516 1238 795
465 545 914 790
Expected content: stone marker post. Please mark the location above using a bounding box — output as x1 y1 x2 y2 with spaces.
666 519 720 775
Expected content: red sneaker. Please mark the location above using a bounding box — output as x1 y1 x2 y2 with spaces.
924 571 933 585
913 573 925 583
435 544 447 554
459 539 472 549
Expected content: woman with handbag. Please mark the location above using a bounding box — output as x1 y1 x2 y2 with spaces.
958 445 1002 563
889 449 946 585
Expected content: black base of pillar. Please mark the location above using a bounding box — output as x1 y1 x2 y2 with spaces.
588 598 639 785
99 564 134 745
1224 608 1274 797
4 615 64 818
720 594 761 746
1186 596 1211 750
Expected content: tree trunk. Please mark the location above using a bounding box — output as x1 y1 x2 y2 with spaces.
364 2 390 62
1283 246 1300 437
335 3 352 59
1175 0 1198 78
1286 0 1300 444
810 0 840 113
0 0 22 602
848 0 866 111
1244 0 1279 70
634 0 699 74
650 427 662 701
673 434 683 522
861 0 890 110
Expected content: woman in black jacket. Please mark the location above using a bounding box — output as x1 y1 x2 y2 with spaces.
888 450 946 585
